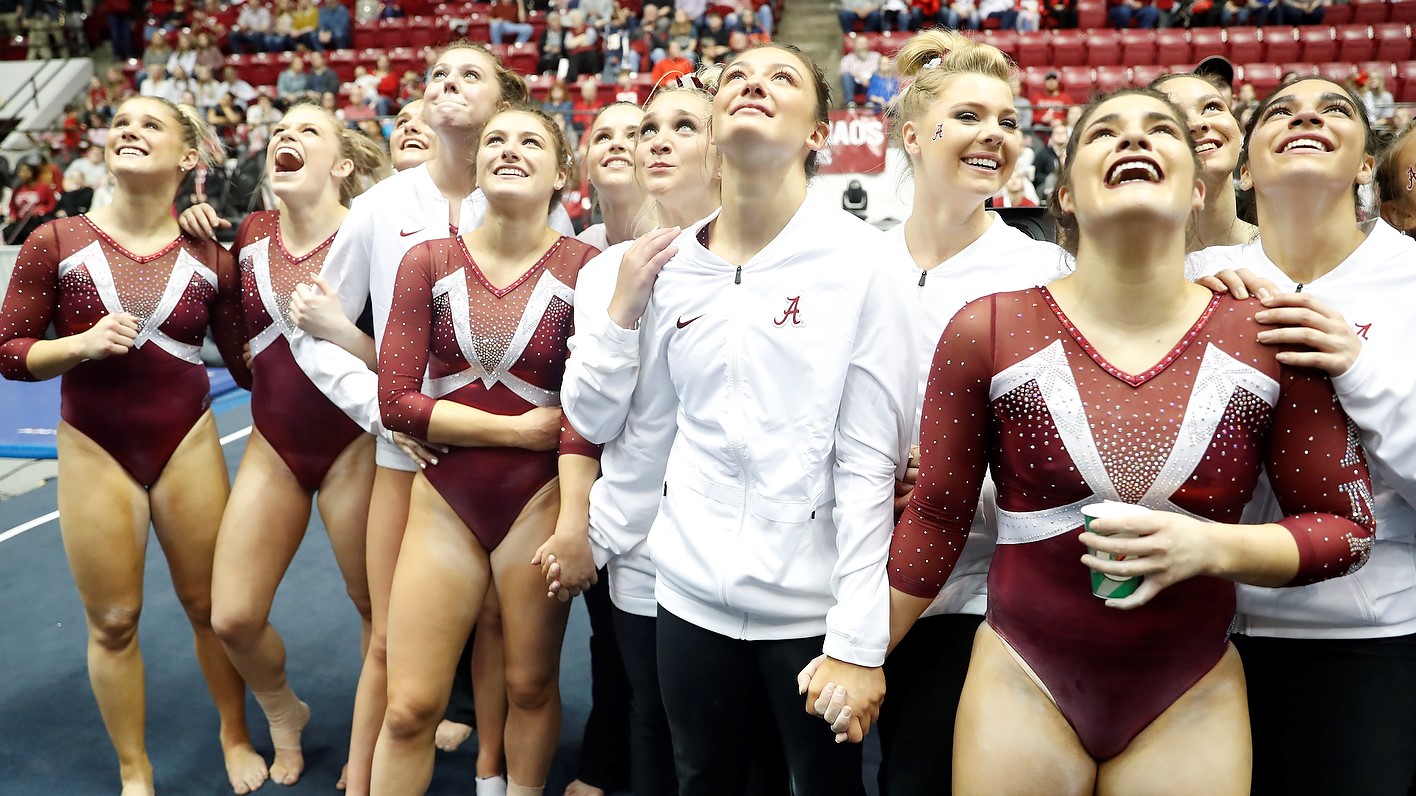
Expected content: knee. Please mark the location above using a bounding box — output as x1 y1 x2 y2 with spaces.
346 588 373 625
382 692 443 741
504 664 557 712
89 605 142 652
210 601 264 648
176 590 216 630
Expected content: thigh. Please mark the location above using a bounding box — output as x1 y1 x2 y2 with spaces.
367 467 416 628
55 422 153 618
383 475 491 710
756 636 866 796
315 434 375 606
878 613 984 796
952 624 1095 796
656 608 757 796
148 411 230 605
1236 633 1416 796
613 608 663 719
1098 644 1249 796
211 429 315 615
488 479 571 685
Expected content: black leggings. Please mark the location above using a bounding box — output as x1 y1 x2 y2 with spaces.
1232 632 1416 796
613 606 679 796
656 607 865 796
877 612 983 796
573 570 632 791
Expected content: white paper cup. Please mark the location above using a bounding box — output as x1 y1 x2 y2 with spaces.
1081 502 1151 599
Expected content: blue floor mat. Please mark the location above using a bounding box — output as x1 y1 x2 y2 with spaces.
0 369 248 459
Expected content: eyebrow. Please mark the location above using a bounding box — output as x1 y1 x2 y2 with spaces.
730 62 802 77
1087 110 1180 129
950 100 1019 116
1265 91 1354 110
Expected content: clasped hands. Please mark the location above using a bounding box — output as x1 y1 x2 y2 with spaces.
796 654 885 744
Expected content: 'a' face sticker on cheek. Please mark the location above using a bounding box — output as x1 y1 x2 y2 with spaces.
1407 164 1414 192
933 122 944 141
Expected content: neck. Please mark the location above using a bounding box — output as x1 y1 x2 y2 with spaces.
597 187 645 245
1188 173 1255 251
902 189 992 271
1066 220 1193 330
102 178 181 237
475 198 555 257
1256 186 1367 284
713 157 807 264
657 189 720 230
426 129 479 199
279 189 348 253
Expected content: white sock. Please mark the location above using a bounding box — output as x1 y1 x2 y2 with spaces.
476 774 509 796
505 776 544 796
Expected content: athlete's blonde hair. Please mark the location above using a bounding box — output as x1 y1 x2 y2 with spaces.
281 103 392 206
889 30 1016 156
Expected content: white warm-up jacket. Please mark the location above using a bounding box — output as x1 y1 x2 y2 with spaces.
562 195 917 667
1189 219 1416 639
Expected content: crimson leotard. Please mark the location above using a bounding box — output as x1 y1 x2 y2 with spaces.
0 217 250 487
236 211 366 492
379 235 602 550
891 288 1375 761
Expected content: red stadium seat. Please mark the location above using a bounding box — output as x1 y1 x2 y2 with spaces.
1051 29 1088 66
1022 65 1050 97
245 53 281 87
1189 28 1224 62
1156 28 1191 64
1351 0 1389 25
1131 63 1168 86
379 17 409 49
1086 29 1122 66
1261 26 1300 62
1326 2 1353 24
1395 61 1416 100
327 49 357 82
1336 24 1375 62
1241 62 1283 93
504 41 538 74
1279 61 1321 79
1317 61 1358 82
1017 30 1050 67
1391 0 1416 24
1226 28 1262 64
407 16 438 49
983 29 1019 62
1094 64 1131 93
1298 26 1336 62
354 20 378 50
388 46 418 76
1374 23 1413 62
1060 65 1094 97
1120 29 1155 65
1077 0 1107 28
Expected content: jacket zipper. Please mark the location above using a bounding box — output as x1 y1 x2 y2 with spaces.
724 264 749 629
918 269 927 287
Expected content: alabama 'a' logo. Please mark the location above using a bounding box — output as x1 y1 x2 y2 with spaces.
774 296 803 327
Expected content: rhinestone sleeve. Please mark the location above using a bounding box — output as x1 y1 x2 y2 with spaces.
207 238 252 391
378 242 438 439
1268 363 1377 586
0 222 61 382
889 295 995 599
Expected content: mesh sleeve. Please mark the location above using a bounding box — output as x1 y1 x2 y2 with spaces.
377 243 437 439
208 240 253 390
0 223 61 382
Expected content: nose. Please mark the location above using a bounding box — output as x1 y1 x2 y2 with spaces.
1189 116 1209 139
1117 127 1155 151
738 71 767 97
1288 108 1322 127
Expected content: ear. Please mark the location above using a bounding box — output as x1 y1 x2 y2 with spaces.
1237 162 1253 192
1355 152 1376 186
1191 175 1206 213
180 148 200 173
805 119 830 155
554 162 569 193
1056 183 1074 216
332 157 354 180
901 119 920 160
1380 198 1416 232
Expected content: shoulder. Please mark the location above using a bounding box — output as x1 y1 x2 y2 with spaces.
555 235 602 268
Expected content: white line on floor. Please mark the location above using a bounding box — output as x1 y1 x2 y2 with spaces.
0 424 254 545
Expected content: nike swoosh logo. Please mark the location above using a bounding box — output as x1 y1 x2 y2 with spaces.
399 227 422 237
676 315 703 329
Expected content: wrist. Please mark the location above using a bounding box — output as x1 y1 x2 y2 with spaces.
1198 520 1235 579
606 299 640 331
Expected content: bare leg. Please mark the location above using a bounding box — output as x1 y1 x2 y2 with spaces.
55 423 157 796
343 467 416 796
370 475 492 793
316 435 375 656
148 412 266 794
952 624 1096 796
489 481 572 790
473 586 508 780
1097 644 1250 796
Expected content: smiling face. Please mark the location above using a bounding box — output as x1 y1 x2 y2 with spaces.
476 110 568 211
904 72 1021 203
1058 92 1204 235
1241 79 1374 199
586 104 644 195
106 97 198 180
1156 75 1242 185
389 99 435 171
267 105 352 204
423 47 504 136
712 46 828 177
638 90 717 205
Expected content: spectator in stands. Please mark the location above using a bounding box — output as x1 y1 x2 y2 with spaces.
1031 120 1067 195
489 0 534 44
193 0 232 46
579 0 615 26
140 64 172 100
103 65 133 103
318 0 353 50
668 10 698 60
342 86 379 122
1009 74 1033 130
612 68 640 102
4 162 58 245
247 92 283 134
167 65 196 104
947 0 982 28
839 0 884 32
307 51 342 100
1109 0 1159 27
571 76 601 134
1029 70 1073 127
979 0 1019 27
139 31 173 82
1018 0 1041 29
542 79 574 119
158 0 193 35
539 12 568 75
278 57 310 102
1219 0 1247 25
169 31 199 76
195 32 226 73
1043 0 1076 27
651 38 695 83
104 0 135 60
208 91 244 129
677 0 708 24
193 65 224 113
292 0 321 50
602 5 643 77
396 70 423 105
564 10 602 80
909 0 948 29
223 66 259 107
57 144 105 217
271 0 297 50
232 0 275 53
1361 71 1395 126
1278 0 1322 24
840 36 881 109
867 55 899 112
993 166 1039 207
698 11 732 61
638 4 671 62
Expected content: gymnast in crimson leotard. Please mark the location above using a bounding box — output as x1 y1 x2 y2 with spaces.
379 233 601 550
0 215 248 485
235 209 364 492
